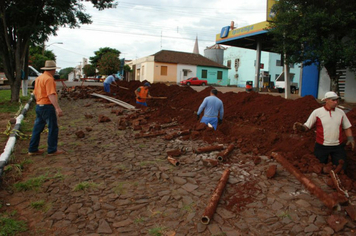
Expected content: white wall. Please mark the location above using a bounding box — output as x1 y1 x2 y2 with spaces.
344 69 356 103
176 64 197 84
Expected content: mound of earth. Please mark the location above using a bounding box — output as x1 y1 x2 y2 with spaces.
60 81 356 190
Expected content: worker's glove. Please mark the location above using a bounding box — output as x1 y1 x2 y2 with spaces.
197 114 200 120
218 119 222 125
346 136 355 151
137 96 141 100
293 122 307 132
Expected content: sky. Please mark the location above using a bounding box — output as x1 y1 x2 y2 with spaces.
47 0 268 70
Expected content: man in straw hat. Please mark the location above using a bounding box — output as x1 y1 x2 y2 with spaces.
293 91 354 170
28 60 65 156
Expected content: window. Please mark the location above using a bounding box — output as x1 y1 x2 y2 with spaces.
183 70 188 76
276 60 282 66
227 60 231 68
217 71 223 80
289 64 294 68
202 70 207 78
161 66 167 75
142 65 144 77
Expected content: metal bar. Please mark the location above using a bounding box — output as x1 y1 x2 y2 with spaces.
217 144 235 161
193 145 224 154
201 168 230 224
271 152 339 209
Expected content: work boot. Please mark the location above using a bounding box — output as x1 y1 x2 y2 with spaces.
47 150 66 156
28 149 45 156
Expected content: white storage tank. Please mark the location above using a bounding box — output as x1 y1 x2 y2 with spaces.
204 44 226 65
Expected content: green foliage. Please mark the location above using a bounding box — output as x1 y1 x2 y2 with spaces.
0 0 117 102
30 200 45 209
73 181 98 191
0 212 27 235
123 64 132 72
83 64 96 77
148 226 166 236
14 175 47 191
59 67 75 80
29 46 56 72
268 0 356 79
0 90 31 113
98 52 121 75
89 47 121 67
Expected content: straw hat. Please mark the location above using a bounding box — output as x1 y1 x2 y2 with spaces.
41 60 61 70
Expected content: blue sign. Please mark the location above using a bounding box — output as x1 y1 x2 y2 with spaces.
220 26 230 38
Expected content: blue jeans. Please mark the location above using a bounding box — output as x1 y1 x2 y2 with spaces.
28 104 58 154
136 101 147 107
104 83 110 92
200 116 218 130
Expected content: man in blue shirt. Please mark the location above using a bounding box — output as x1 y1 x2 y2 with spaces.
197 89 224 130
103 74 117 93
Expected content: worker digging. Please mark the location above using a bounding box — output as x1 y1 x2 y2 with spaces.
1 80 356 235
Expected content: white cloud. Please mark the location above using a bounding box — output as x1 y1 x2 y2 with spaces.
48 0 267 69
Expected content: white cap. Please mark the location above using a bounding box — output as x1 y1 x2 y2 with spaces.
321 91 339 101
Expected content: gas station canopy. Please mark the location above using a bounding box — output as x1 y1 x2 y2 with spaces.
215 21 275 52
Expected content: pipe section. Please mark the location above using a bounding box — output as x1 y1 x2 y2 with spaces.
193 145 224 154
217 144 235 161
201 168 230 224
167 156 180 166
271 152 339 209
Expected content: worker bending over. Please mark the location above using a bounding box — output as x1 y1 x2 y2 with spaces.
197 89 224 130
135 82 152 106
103 74 117 93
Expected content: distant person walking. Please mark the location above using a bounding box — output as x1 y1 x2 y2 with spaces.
135 82 152 106
197 88 224 130
103 74 117 93
293 91 354 170
28 60 65 156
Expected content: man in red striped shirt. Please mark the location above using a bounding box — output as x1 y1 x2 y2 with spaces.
293 91 354 170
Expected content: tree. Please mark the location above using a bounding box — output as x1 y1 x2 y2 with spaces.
98 52 121 76
29 46 56 72
90 47 121 68
268 0 356 94
59 67 74 80
0 0 117 102
83 64 96 77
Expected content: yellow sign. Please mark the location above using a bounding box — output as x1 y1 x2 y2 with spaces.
267 0 278 21
216 21 269 42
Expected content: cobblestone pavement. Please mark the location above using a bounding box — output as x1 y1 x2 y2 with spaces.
1 97 356 236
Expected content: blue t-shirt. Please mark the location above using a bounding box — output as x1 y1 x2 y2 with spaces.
197 95 224 119
104 75 116 84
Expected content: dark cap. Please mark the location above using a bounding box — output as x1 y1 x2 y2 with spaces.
144 82 151 87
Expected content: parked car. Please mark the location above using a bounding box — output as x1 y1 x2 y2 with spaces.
28 66 42 87
180 77 207 86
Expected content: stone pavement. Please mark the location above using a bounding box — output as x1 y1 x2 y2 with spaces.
2 97 356 236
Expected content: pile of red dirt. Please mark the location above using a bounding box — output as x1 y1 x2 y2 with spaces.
61 81 356 186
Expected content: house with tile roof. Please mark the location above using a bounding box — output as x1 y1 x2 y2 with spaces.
127 50 229 85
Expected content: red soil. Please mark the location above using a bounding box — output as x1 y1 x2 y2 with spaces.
65 81 356 190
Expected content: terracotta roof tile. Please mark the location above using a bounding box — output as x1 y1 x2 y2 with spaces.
152 50 228 69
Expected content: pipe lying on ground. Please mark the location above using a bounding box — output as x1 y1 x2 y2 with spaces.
91 93 136 109
0 95 34 178
330 170 349 198
166 147 187 157
134 130 166 139
201 168 230 225
202 159 218 167
167 156 180 166
217 144 235 162
271 152 339 209
193 144 224 154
